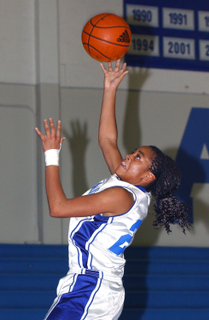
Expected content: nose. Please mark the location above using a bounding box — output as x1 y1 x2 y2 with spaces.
126 154 132 160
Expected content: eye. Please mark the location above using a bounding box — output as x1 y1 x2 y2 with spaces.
136 154 141 159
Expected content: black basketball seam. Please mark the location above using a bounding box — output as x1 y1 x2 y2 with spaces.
82 31 130 47
90 13 113 27
90 24 130 30
86 21 95 55
87 14 112 58
83 43 114 61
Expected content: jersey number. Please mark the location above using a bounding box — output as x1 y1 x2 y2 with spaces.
109 220 142 255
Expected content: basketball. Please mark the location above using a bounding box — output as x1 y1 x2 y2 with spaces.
81 13 132 62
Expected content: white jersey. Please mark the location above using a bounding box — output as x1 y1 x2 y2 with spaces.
44 175 151 320
67 174 151 282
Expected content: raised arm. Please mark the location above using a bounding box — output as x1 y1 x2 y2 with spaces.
99 59 129 174
35 119 134 218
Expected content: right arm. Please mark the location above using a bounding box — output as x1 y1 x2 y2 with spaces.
99 59 129 174
35 119 134 218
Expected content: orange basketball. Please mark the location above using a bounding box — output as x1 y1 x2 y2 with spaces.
81 13 132 62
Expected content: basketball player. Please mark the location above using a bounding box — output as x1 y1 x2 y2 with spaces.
35 59 190 319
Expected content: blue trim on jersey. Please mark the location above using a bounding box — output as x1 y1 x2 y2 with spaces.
45 275 101 320
70 217 93 268
88 181 104 194
87 216 114 269
72 215 110 269
115 174 147 194
136 185 146 193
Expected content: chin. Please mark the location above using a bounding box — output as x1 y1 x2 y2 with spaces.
115 170 122 180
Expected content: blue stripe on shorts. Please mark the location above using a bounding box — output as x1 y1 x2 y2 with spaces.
45 274 101 320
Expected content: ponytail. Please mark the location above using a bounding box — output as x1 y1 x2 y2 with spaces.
148 146 191 234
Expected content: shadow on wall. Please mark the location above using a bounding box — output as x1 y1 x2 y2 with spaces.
63 120 90 197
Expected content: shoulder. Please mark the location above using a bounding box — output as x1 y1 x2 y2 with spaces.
98 186 134 217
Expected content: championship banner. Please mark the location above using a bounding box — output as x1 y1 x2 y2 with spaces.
124 0 209 72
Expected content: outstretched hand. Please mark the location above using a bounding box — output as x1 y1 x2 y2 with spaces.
100 59 129 89
35 118 66 152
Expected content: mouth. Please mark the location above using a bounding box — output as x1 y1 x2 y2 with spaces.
121 161 127 170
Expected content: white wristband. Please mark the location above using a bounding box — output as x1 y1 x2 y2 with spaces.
45 149 60 166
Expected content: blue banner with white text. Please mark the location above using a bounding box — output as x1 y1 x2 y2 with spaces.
124 0 209 71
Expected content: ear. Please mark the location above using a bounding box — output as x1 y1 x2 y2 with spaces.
145 171 156 183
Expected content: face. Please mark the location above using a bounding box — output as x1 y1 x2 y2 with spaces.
115 146 156 187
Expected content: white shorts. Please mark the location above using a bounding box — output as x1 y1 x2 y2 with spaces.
44 272 125 320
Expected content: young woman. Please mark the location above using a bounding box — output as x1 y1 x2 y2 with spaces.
35 60 190 320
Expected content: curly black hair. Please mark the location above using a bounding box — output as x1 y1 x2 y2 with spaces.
146 146 191 234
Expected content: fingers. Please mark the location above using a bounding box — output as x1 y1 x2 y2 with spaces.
100 62 106 73
43 118 59 138
56 120 61 139
48 118 56 136
35 119 64 141
108 61 113 71
114 59 120 71
100 59 128 75
36 118 65 152
121 62 127 72
35 127 44 139
61 137 66 144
